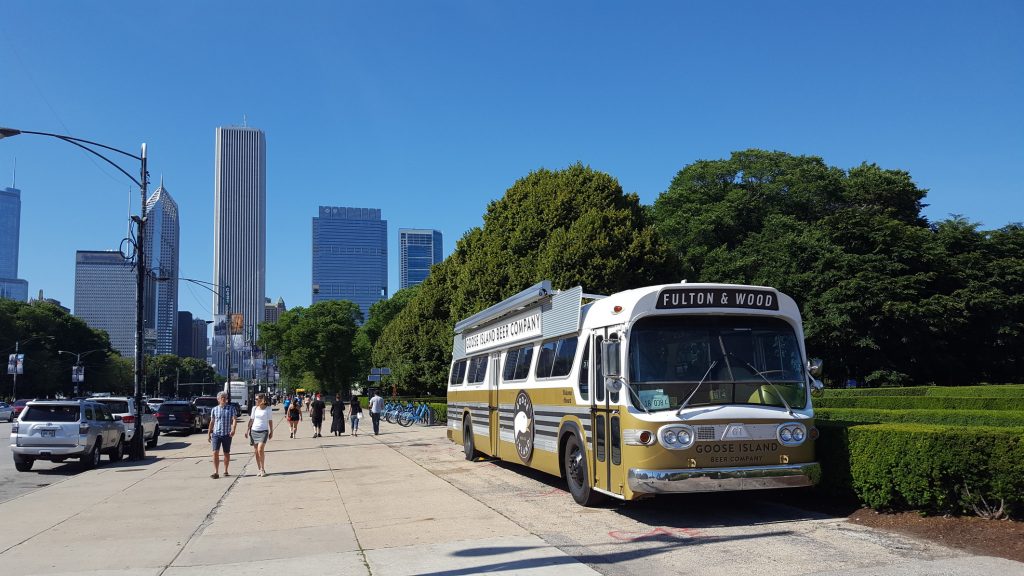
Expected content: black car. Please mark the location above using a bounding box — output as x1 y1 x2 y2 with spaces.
153 401 201 434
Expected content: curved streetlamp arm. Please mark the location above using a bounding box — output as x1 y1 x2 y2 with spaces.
0 128 142 160
49 136 142 188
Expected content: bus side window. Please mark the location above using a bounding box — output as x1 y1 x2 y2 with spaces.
611 416 621 465
578 341 590 401
596 413 606 462
595 336 605 403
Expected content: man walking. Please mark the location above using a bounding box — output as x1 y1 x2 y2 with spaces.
310 393 326 438
369 389 384 435
208 391 237 479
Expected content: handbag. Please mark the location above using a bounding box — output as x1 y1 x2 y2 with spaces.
357 412 363 420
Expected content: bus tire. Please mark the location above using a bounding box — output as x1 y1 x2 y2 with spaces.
563 433 605 506
463 418 479 461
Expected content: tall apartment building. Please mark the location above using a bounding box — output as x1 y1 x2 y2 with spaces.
143 181 179 355
312 206 387 321
74 251 135 357
0 186 29 301
213 126 266 376
399 228 443 289
177 311 194 357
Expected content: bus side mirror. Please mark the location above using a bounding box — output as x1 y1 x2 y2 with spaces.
810 378 825 397
807 358 823 378
602 339 621 379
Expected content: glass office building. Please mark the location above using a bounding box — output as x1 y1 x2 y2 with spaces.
0 186 28 301
312 206 387 321
399 228 443 289
74 251 136 357
143 182 180 355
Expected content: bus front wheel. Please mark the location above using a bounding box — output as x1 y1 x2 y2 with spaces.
563 434 605 506
463 419 479 461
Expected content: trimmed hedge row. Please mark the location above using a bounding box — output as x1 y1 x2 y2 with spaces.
815 408 1024 428
823 385 1024 398
815 396 1024 411
816 422 1024 518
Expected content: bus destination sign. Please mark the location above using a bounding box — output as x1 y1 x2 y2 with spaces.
656 288 779 311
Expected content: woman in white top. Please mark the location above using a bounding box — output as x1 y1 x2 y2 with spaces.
245 393 274 477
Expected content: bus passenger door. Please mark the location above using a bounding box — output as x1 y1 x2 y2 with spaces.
591 328 625 496
489 353 501 456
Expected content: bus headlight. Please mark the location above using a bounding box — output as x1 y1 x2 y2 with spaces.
777 422 807 446
658 425 695 450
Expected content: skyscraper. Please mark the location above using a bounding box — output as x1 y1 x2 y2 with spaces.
191 317 209 361
399 228 443 289
0 186 29 301
177 311 194 358
264 296 286 324
312 206 387 321
143 181 179 355
74 251 135 357
213 126 266 376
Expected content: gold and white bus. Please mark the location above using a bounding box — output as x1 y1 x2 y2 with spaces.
446 280 823 505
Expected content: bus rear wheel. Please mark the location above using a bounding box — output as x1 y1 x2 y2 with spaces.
463 419 479 461
563 434 605 506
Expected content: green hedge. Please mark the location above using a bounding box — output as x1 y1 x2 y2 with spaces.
815 396 1024 411
816 408 1024 428
823 385 1024 398
815 422 1024 518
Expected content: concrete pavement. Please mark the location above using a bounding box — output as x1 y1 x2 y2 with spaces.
0 413 600 576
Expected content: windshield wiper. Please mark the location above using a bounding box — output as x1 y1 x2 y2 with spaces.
725 352 795 417
677 360 717 416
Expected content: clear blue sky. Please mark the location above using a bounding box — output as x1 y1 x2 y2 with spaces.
2 1 1021 321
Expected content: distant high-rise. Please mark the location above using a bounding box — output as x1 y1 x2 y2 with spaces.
399 228 443 290
264 296 286 324
213 126 266 376
312 206 387 321
74 251 135 357
177 311 194 357
143 181 179 355
192 317 209 362
0 186 29 301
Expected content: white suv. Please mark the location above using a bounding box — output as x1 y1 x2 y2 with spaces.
90 396 160 447
11 400 126 471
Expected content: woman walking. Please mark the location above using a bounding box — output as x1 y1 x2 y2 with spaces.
349 395 362 436
287 395 301 438
244 393 274 476
330 393 345 436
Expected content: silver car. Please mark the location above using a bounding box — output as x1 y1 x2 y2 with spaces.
0 402 13 422
11 400 126 471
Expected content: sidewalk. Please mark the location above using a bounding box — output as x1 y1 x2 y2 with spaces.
0 414 600 576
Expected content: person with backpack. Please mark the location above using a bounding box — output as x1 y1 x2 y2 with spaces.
309 393 326 438
287 396 302 438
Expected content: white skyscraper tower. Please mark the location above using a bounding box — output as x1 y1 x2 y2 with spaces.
213 126 266 377
143 179 180 355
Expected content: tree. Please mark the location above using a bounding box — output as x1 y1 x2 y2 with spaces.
373 163 674 395
258 300 363 396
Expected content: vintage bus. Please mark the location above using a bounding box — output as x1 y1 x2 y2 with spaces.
446 280 823 505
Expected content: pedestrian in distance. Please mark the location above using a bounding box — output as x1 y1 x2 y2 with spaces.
369 390 384 435
245 393 274 477
330 393 345 436
310 393 326 438
287 396 301 438
349 395 362 436
207 391 238 479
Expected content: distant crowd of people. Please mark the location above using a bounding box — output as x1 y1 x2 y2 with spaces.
206 390 384 479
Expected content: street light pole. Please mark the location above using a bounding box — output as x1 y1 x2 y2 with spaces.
58 349 103 396
1 127 149 460
6 336 54 400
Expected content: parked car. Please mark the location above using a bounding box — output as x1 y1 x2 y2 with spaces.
12 399 33 420
146 397 166 412
89 396 159 448
11 400 126 471
153 401 202 434
191 396 219 430
0 402 13 422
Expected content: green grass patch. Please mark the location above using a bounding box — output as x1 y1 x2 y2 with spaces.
815 408 1024 428
823 384 1024 398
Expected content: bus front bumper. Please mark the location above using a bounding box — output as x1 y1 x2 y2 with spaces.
628 463 821 494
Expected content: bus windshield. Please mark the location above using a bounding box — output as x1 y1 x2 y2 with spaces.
627 315 807 410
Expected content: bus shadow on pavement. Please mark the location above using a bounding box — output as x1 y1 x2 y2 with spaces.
421 531 789 576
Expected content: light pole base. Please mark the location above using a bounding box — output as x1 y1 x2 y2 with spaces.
128 435 146 461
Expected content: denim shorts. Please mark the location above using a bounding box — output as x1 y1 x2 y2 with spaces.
211 434 233 453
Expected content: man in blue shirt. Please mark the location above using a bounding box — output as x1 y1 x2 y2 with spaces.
207 391 238 479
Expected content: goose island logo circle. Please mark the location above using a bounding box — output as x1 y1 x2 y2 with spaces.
513 390 535 462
